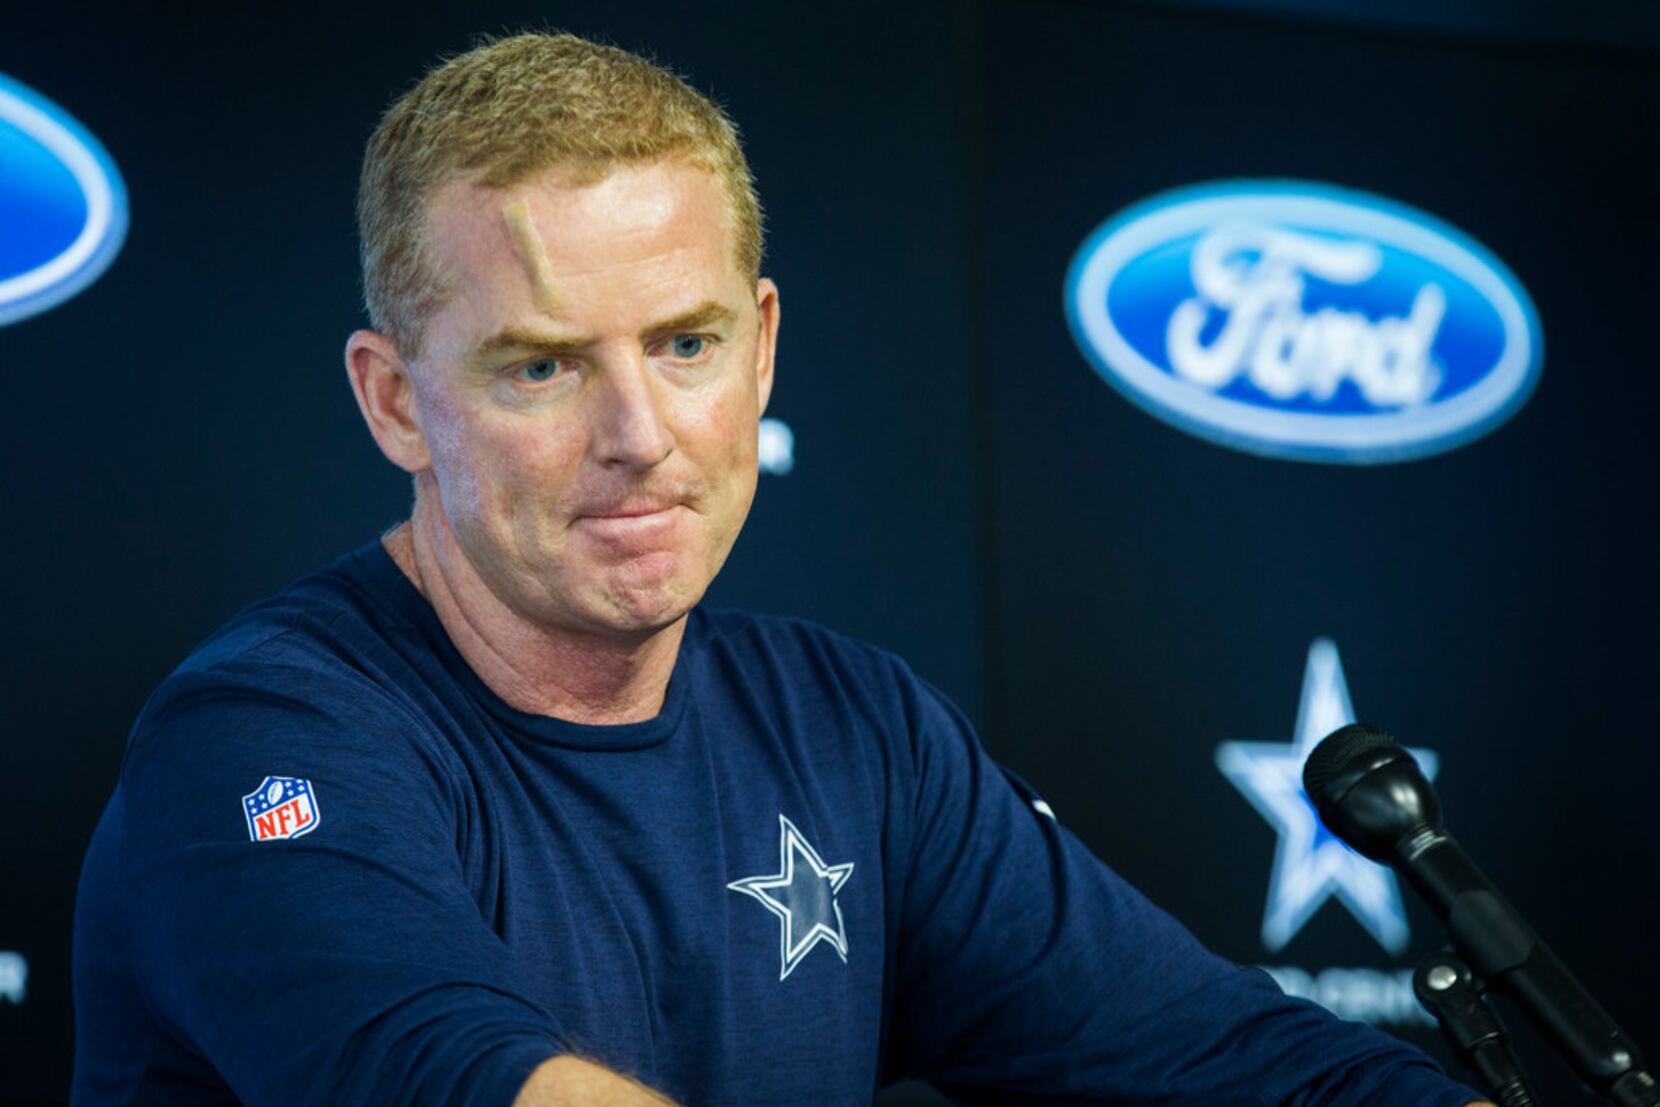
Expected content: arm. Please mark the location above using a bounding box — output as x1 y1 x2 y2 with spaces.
512 1057 678 1106
881 674 1485 1105
99 663 569 1105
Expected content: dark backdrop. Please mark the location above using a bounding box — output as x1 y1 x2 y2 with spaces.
3 2 1657 1103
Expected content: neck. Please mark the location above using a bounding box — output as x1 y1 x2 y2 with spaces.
381 495 686 725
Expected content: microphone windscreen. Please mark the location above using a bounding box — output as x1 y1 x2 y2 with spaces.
1302 722 1399 803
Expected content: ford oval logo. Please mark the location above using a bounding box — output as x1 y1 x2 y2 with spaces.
1064 181 1542 463
1 73 128 327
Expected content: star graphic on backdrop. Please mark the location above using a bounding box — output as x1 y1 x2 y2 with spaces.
1214 638 1438 956
728 814 855 981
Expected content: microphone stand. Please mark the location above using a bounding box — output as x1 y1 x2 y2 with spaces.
1415 950 1541 1107
1304 725 1660 1107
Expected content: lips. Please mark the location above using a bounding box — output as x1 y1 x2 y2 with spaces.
571 503 686 547
580 502 679 519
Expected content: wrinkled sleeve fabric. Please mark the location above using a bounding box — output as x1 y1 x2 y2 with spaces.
882 672 1479 1107
108 659 563 1106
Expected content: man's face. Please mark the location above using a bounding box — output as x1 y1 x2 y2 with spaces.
407 159 777 640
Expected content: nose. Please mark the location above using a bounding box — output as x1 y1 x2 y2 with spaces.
589 353 675 469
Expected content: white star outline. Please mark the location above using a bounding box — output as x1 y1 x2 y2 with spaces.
1215 638 1438 956
726 814 856 981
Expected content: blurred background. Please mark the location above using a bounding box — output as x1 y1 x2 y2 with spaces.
4 2 1658 1103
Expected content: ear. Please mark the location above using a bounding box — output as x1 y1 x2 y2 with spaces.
344 330 432 473
753 278 780 417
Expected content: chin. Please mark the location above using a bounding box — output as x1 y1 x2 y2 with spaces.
582 597 695 641
588 569 707 636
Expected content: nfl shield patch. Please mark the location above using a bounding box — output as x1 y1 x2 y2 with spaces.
242 775 320 842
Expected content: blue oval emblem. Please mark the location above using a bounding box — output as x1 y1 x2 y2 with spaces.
1 73 128 327
1064 181 1542 463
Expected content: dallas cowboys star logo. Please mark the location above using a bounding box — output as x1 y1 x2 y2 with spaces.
1215 638 1438 956
728 814 855 981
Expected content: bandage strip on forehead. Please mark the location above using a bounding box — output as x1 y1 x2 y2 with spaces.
501 199 560 312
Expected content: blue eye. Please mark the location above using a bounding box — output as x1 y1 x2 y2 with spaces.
670 335 706 358
518 359 561 382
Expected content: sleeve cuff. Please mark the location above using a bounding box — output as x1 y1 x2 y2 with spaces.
1365 1059 1487 1107
467 1036 564 1107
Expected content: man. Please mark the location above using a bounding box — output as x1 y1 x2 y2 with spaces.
72 32 1489 1107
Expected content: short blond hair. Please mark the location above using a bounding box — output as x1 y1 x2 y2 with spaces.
357 32 763 357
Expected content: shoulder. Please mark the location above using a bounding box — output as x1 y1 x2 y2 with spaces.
172 543 404 681
695 607 903 670
130 542 431 761
690 607 965 742
694 608 919 693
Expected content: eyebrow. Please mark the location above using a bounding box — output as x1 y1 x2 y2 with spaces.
473 300 740 359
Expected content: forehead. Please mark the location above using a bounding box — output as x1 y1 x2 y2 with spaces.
422 160 741 336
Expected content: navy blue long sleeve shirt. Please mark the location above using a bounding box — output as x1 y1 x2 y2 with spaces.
72 540 1480 1106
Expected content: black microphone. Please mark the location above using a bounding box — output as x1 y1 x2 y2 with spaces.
1304 723 1659 1107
